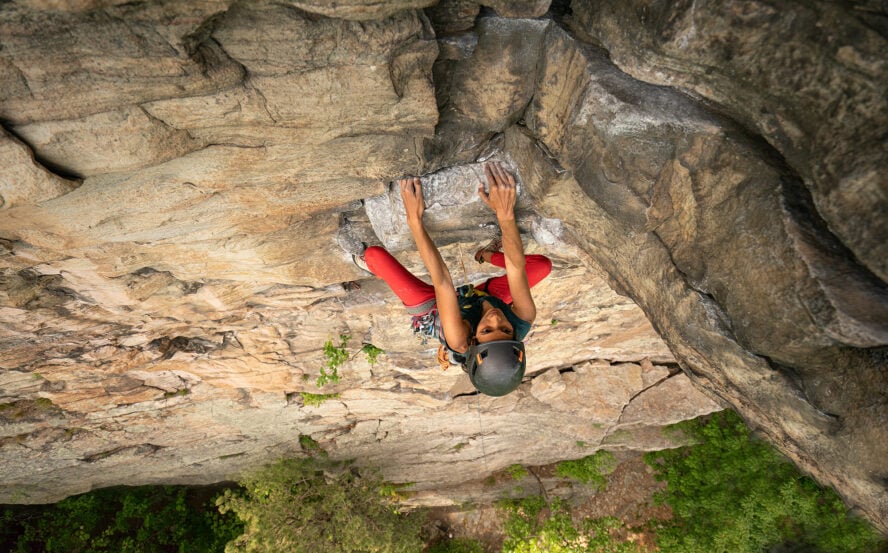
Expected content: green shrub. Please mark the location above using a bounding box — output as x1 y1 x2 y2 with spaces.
428 536 485 553
217 457 424 553
0 485 241 553
498 496 639 553
644 410 885 553
554 450 616 491
581 517 641 553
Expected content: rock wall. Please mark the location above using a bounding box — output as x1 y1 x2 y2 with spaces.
1 0 886 533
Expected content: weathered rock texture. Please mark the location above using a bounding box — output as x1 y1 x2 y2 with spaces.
570 0 888 283
1 0 886 533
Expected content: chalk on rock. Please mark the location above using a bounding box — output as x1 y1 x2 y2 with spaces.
365 158 535 252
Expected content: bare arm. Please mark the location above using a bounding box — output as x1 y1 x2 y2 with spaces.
478 163 536 323
400 178 471 352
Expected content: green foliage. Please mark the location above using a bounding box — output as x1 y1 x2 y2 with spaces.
507 464 529 481
498 496 640 553
555 451 617 491
644 410 885 553
0 485 242 553
298 434 324 455
428 536 485 553
218 457 424 553
314 337 383 386
0 398 62 420
317 334 350 387
299 392 340 407
580 517 642 553
360 343 384 366
378 481 415 502
34 397 55 409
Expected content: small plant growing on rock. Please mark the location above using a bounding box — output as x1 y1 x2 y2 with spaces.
378 481 415 503
317 334 349 387
298 434 324 456
555 450 617 491
34 397 55 410
360 343 384 366
506 464 528 481
299 392 340 407
0 398 62 420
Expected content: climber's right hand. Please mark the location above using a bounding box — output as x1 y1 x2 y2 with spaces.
478 162 516 222
399 177 425 226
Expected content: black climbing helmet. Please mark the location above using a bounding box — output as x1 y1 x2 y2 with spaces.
466 340 526 397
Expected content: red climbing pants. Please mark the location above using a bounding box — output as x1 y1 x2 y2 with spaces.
363 246 552 309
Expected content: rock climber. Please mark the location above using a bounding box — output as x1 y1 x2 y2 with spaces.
355 162 552 396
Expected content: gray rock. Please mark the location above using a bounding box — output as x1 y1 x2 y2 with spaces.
569 0 888 283
426 0 480 34
287 0 436 21
364 158 534 252
0 0 885 535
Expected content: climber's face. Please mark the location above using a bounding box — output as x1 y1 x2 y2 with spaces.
475 302 514 343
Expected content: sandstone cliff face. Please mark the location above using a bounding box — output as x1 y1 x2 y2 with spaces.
1 0 886 533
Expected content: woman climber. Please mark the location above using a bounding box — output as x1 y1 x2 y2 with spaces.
355 162 552 396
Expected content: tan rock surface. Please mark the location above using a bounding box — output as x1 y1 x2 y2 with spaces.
0 129 78 209
13 106 200 177
0 0 885 533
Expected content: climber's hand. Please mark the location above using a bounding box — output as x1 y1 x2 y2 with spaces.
399 177 425 225
478 162 516 222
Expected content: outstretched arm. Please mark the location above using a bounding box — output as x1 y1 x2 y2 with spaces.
399 178 471 353
477 162 537 323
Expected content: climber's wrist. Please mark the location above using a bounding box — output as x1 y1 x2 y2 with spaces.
496 211 515 223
